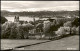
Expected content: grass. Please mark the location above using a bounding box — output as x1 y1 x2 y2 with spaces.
1 35 79 50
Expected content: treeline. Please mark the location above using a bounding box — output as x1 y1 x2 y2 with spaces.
1 10 79 17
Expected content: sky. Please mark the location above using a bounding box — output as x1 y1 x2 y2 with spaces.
1 1 79 12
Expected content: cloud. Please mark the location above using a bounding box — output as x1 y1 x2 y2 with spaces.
1 1 79 12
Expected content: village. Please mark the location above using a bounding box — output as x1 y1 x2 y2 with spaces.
1 15 79 39
1 1 79 50
1 15 79 50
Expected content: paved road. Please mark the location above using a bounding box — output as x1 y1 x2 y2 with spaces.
14 35 79 50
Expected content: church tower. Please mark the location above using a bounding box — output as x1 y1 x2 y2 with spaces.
14 16 19 22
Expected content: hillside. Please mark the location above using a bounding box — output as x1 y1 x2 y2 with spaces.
1 10 79 18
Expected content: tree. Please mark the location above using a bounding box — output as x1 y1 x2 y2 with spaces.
72 18 79 27
1 16 8 24
63 21 72 27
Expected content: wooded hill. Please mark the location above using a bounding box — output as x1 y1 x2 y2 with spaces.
1 10 79 18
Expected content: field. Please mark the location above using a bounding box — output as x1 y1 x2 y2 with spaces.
1 35 79 50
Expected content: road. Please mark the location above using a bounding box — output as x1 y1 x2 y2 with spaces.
14 35 79 50
1 39 49 50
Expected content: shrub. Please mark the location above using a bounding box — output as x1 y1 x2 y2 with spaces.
55 27 65 36
71 26 77 35
55 27 70 36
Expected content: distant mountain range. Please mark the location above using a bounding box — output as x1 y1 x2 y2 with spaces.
1 10 79 18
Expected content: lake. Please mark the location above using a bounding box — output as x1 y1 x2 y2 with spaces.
5 16 51 22
5 16 40 22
